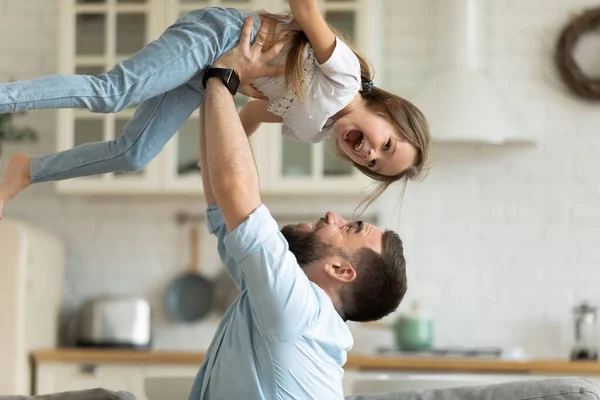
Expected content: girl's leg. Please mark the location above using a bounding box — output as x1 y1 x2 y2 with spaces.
31 83 203 182
0 83 202 218
0 8 259 114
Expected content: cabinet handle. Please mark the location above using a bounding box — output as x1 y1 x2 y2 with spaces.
80 364 100 376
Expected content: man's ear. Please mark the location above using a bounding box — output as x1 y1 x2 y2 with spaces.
324 256 356 283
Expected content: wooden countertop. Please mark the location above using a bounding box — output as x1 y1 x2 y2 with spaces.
31 349 600 375
32 349 206 365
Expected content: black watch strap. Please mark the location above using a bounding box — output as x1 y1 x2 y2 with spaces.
202 68 239 96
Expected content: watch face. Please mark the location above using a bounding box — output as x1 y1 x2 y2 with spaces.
227 70 240 93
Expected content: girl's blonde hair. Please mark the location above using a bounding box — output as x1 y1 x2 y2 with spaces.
284 25 431 211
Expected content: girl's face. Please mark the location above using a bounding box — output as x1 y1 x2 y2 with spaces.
333 106 417 177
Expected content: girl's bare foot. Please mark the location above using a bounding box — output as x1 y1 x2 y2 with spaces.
0 153 33 220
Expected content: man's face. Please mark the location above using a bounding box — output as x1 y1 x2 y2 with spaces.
281 212 383 266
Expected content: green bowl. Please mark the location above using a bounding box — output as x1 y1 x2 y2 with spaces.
393 317 434 351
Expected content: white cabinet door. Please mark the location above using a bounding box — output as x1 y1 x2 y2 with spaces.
142 365 199 400
56 0 166 195
35 362 201 400
36 363 144 399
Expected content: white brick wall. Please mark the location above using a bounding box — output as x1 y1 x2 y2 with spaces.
377 0 600 358
1 0 600 357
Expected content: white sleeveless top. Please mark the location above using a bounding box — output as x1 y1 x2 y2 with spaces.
251 14 361 143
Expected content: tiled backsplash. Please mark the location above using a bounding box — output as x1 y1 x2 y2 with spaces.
2 0 600 357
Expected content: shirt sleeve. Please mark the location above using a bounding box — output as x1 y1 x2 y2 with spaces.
315 36 361 90
223 205 322 341
206 205 245 291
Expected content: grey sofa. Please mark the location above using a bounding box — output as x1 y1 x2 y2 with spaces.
1 378 599 400
347 377 600 400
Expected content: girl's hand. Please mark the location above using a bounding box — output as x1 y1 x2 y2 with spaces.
213 17 286 99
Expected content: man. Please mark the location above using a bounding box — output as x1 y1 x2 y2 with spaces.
189 16 407 400
0 17 408 400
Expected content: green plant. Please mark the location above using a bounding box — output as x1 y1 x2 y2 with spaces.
0 113 38 157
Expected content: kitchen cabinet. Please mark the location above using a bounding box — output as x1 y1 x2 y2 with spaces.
36 363 144 397
35 362 199 400
55 0 162 195
32 350 600 397
55 0 382 197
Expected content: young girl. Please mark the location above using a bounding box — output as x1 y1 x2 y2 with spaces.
0 1 430 218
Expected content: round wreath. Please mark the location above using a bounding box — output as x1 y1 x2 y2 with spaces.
555 7 600 100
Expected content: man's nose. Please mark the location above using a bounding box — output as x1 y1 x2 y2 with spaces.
326 211 346 225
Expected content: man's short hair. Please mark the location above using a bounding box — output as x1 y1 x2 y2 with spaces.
342 230 407 322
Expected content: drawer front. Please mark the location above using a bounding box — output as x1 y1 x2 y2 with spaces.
36 363 144 399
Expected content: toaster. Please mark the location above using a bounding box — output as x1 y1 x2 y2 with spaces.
77 296 151 349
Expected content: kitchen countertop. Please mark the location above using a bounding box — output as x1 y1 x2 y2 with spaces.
31 350 600 375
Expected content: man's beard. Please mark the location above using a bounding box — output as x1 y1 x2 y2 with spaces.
280 225 339 266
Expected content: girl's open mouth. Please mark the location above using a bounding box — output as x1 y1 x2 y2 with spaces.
343 130 364 152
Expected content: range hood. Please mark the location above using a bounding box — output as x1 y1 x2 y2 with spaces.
412 0 533 144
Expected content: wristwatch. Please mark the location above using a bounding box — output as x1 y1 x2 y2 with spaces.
202 68 240 96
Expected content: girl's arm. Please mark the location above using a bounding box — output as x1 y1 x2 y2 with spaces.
288 0 337 64
239 100 283 137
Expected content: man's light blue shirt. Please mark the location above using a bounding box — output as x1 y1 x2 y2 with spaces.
188 204 353 400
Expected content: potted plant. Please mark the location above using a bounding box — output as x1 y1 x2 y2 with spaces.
0 113 38 157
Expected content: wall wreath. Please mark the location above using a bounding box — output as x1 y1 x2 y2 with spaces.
555 7 600 100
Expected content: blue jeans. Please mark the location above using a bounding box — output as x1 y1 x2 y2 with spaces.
0 7 259 183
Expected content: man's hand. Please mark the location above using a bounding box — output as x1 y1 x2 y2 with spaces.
213 16 286 99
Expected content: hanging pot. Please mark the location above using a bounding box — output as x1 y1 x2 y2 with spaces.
164 225 215 322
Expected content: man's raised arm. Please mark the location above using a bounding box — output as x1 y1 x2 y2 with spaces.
204 16 282 232
204 79 261 232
